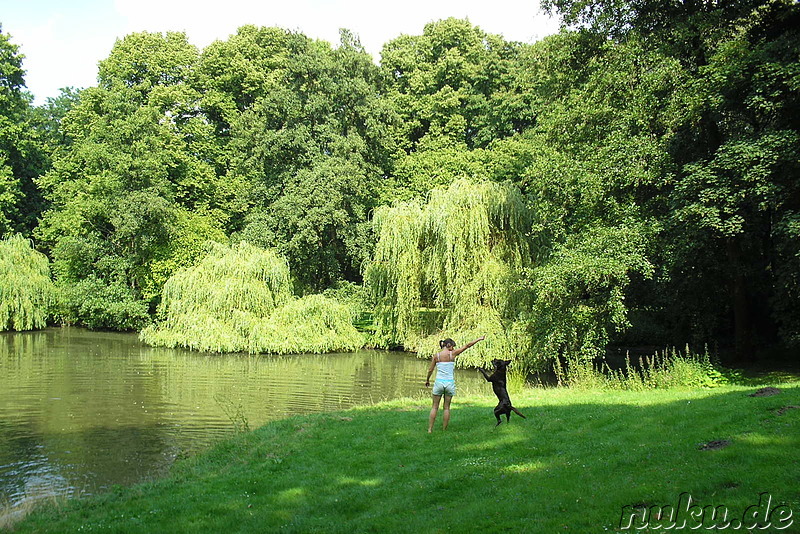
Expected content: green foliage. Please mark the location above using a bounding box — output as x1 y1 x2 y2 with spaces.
97 31 199 100
52 277 150 331
521 224 653 362
238 158 376 291
477 33 677 363
207 26 395 290
540 0 800 362
381 18 529 152
142 241 293 352
254 294 366 354
321 280 373 333
0 161 21 234
141 241 364 353
31 88 82 153
143 207 227 302
0 27 48 235
661 14 800 349
1 10 797 363
35 31 234 329
365 178 534 367
366 172 651 369
557 346 729 390
380 18 534 202
0 234 54 331
388 147 494 201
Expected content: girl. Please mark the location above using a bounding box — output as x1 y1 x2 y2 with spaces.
425 336 484 432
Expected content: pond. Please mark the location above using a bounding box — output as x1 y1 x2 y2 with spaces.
0 328 488 506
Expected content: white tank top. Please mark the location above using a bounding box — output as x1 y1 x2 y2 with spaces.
435 361 455 381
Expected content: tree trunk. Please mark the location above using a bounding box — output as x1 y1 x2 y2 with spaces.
726 237 754 362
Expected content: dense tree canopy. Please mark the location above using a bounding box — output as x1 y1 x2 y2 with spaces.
34 32 227 328
191 26 397 291
366 179 535 366
1 7 798 363
541 0 800 360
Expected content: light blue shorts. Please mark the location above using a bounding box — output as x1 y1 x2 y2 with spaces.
432 380 456 396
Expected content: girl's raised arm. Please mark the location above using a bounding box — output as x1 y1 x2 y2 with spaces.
453 336 485 356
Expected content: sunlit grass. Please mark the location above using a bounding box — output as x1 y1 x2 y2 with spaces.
9 383 799 533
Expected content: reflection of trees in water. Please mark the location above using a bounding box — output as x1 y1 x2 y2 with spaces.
0 330 51 359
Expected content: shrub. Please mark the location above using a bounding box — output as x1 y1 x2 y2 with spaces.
52 277 150 331
141 242 364 353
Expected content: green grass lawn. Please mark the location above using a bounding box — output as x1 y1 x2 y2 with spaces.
8 383 800 533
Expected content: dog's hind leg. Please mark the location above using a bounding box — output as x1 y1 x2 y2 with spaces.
494 405 503 426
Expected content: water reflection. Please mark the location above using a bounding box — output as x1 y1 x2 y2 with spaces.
0 328 486 504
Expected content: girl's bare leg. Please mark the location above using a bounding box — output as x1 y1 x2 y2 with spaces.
442 395 452 430
428 395 442 433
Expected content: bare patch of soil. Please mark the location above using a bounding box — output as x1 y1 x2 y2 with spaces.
699 439 731 451
749 387 781 397
775 405 799 416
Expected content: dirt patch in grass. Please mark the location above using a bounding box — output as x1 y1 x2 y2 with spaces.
699 439 731 451
749 387 781 397
774 405 799 416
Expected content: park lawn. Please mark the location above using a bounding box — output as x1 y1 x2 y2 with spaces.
9 382 800 533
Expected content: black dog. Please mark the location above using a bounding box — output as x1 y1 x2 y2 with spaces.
480 359 526 426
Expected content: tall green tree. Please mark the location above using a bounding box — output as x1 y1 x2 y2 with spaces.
36 32 226 329
202 27 395 291
474 33 671 359
380 19 533 199
541 0 800 360
0 26 47 235
365 179 539 368
381 18 530 152
32 87 82 155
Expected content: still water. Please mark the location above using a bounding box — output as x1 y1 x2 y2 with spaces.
0 328 487 505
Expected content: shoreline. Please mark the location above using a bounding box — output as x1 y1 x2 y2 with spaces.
6 382 799 532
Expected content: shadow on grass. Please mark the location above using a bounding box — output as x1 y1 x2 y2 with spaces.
12 384 800 533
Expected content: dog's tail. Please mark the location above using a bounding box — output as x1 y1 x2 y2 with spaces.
511 406 526 419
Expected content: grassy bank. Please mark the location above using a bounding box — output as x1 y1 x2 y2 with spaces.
7 383 800 533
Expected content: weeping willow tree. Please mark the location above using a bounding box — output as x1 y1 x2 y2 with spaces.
365 179 538 368
0 234 54 331
141 241 364 353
